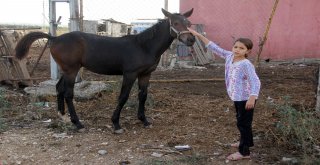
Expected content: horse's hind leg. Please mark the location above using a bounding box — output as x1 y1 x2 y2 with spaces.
137 74 151 127
56 75 70 122
63 73 84 129
111 73 136 134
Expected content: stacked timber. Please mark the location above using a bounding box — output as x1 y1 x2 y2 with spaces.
0 29 32 87
191 24 214 65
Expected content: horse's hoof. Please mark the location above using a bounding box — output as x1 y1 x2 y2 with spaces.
77 128 86 133
114 129 124 134
58 113 71 123
144 124 153 129
75 123 85 130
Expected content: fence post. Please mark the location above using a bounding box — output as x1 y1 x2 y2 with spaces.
69 0 83 82
158 0 169 68
69 0 80 32
49 0 60 80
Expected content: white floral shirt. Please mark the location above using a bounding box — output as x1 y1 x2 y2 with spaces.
206 41 261 101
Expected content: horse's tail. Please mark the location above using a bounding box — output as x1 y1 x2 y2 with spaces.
15 32 54 60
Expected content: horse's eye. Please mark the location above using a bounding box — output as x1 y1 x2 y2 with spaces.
185 20 191 27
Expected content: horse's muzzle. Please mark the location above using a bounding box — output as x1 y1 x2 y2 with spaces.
178 32 195 46
182 35 195 46
186 36 196 46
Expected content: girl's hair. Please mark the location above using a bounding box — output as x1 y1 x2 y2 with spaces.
234 38 253 58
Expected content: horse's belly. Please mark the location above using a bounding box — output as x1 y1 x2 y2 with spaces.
85 65 123 75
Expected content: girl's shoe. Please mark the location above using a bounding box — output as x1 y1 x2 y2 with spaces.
226 152 250 161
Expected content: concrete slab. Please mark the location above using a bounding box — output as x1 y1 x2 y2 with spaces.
24 80 111 100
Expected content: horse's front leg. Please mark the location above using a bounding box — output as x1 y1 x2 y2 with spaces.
137 74 152 128
112 73 136 134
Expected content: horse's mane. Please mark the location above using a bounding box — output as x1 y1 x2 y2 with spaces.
133 19 167 45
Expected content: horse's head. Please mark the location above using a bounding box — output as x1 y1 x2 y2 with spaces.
162 8 195 46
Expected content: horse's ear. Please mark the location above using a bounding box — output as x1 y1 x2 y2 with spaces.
162 8 172 18
182 8 194 18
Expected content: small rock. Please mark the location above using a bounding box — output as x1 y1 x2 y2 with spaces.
42 119 52 123
101 142 109 146
214 141 223 146
119 140 126 143
119 160 131 165
213 152 220 156
44 102 49 107
174 145 191 151
52 133 72 139
282 157 293 162
151 152 163 157
224 108 229 112
281 157 298 164
98 150 107 155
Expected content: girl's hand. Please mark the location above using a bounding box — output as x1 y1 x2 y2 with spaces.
187 27 210 45
245 96 257 110
187 27 200 36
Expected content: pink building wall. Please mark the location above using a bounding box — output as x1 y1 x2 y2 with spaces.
180 0 320 60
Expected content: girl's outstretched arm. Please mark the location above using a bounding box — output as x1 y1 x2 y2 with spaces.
187 28 232 59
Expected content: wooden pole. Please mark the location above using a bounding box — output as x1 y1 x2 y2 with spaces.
254 0 280 67
316 66 320 111
30 41 48 76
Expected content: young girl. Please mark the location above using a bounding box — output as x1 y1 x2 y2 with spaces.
188 28 261 161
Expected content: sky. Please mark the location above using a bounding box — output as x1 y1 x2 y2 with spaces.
0 0 179 26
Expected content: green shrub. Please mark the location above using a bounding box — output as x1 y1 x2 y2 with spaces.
0 88 10 132
270 96 320 163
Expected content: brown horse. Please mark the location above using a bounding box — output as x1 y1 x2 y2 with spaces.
15 8 195 133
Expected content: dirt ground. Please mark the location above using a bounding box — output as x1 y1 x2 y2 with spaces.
0 45 319 165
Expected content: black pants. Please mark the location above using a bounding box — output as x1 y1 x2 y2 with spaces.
234 100 254 156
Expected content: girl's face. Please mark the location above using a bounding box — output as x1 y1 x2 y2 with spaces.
232 41 251 58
